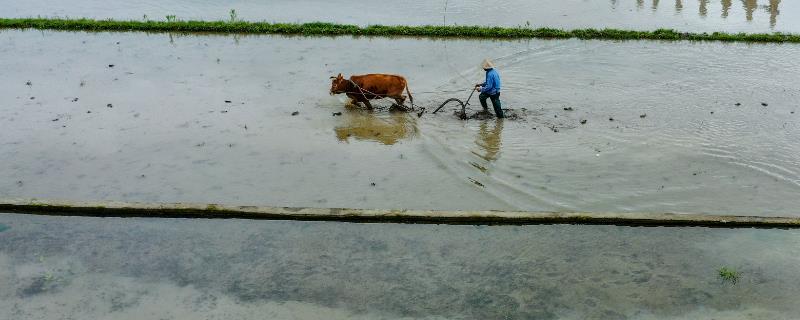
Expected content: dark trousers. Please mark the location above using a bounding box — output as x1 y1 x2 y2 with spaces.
479 92 504 118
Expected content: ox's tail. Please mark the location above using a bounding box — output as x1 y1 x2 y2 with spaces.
405 82 414 108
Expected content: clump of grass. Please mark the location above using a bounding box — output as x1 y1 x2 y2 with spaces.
0 18 798 43
718 266 740 284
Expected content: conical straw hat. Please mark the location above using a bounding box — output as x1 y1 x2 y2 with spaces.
481 58 495 69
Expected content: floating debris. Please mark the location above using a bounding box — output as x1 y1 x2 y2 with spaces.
30 97 35 100
734 102 741 106
609 117 614 121
108 64 115 68
332 112 342 116
25 81 31 86
106 103 113 108
225 100 232 103
761 102 768 106
291 111 299 116
580 119 587 124
710 111 714 114
72 98 79 102
86 110 91 113
563 107 573 111
468 177 485 188
370 182 376 186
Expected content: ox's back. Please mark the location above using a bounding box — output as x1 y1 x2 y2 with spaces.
350 74 407 96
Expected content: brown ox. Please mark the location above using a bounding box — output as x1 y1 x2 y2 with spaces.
329 73 413 110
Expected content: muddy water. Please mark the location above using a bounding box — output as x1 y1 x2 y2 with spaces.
1 213 799 319
1 30 800 216
3 0 800 33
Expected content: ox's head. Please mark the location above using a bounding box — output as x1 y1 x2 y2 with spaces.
329 73 347 95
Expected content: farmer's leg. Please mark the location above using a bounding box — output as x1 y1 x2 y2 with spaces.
479 92 490 111
490 93 504 118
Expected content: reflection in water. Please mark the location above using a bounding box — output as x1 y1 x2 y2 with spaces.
699 0 708 16
471 120 504 162
721 0 732 17
635 0 781 27
334 110 418 145
767 0 781 27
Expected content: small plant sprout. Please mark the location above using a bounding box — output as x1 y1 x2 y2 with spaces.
165 15 176 22
718 266 740 284
229 9 238 23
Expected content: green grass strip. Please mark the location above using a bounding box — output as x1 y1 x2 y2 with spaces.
1 17 799 43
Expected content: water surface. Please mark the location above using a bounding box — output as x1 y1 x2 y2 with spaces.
1 30 799 215
2 0 799 33
1 213 799 319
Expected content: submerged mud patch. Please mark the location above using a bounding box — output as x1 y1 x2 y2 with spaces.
453 108 529 121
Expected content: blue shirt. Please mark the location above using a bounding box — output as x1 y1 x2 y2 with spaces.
480 68 501 95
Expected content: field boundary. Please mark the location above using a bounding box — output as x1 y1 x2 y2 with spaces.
1 18 799 43
1 198 798 228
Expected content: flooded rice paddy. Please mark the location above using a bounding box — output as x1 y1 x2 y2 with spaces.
3 0 799 33
1 30 799 216
1 213 800 319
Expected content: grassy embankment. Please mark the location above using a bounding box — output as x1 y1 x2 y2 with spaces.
1 17 799 42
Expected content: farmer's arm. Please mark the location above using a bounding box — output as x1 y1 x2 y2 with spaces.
480 73 496 93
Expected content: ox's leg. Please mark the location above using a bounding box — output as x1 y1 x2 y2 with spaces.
349 98 361 108
393 96 410 111
362 99 374 110
345 94 361 108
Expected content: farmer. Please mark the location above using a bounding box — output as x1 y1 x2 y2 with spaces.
475 58 504 118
